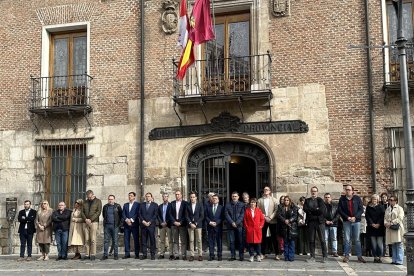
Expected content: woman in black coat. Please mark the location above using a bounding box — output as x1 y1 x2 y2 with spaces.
365 194 385 263
277 196 298 262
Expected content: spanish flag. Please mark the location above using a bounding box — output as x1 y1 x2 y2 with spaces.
176 38 195 80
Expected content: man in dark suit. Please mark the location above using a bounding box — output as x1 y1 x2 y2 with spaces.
169 190 188 260
139 192 158 260
157 193 172 259
17 200 37 261
122 191 140 259
225 191 245 261
205 194 223 261
185 191 204 261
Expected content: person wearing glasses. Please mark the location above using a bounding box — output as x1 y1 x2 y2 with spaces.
224 191 245 261
35 200 53 261
303 186 328 263
323 193 339 257
277 196 298 262
338 185 366 263
257 186 278 260
169 190 188 260
384 196 405 265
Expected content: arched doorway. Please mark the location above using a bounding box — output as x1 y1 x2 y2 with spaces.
187 141 270 203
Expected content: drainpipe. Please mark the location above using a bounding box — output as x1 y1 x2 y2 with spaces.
364 0 377 193
139 0 145 199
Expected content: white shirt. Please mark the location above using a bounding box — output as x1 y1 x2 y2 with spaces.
176 201 182 220
251 208 255 218
25 209 30 229
192 203 196 214
129 202 134 212
264 197 270 216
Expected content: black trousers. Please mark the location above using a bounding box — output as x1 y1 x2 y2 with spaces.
19 230 33 258
307 221 327 257
141 226 156 257
261 222 279 255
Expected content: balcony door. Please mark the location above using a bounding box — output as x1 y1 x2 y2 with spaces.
49 31 87 106
387 1 414 82
203 13 250 95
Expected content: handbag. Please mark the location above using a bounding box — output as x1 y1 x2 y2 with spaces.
390 223 400 230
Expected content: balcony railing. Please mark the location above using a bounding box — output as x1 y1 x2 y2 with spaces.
384 46 414 91
29 74 92 113
173 53 272 104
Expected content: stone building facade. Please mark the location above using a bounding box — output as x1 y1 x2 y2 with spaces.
0 0 411 253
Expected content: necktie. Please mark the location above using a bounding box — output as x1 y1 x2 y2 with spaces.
146 203 150 210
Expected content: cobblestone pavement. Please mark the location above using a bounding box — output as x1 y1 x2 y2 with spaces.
0 253 407 276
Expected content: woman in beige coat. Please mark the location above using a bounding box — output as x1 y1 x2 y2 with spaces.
68 199 85 259
35 200 53 260
384 195 405 265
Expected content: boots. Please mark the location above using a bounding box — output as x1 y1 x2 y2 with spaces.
72 253 81 260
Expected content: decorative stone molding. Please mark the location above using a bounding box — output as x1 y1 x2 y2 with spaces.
36 3 97 26
161 0 179 34
271 0 290 17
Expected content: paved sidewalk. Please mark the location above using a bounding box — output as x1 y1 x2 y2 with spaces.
0 253 407 276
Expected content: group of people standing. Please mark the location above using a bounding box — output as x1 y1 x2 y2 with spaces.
16 185 406 265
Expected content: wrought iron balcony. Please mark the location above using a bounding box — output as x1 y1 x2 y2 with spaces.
384 47 414 93
173 53 272 105
29 74 93 114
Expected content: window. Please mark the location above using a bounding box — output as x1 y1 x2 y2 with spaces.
35 139 89 209
49 31 88 106
385 127 412 207
203 13 250 94
386 1 414 82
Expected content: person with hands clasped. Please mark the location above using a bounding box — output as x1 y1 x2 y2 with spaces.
243 198 265 262
338 185 366 263
224 191 245 261
384 195 405 265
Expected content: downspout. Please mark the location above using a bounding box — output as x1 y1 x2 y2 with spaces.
364 0 377 193
140 0 145 199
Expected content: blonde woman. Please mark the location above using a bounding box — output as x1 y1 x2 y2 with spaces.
35 200 53 261
68 199 85 259
384 195 405 265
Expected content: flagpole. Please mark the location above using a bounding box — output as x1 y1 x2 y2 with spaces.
210 0 220 94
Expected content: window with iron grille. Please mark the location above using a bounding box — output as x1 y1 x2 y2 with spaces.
35 138 91 209
385 127 413 206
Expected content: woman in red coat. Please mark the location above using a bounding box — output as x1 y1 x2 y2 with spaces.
243 198 265 262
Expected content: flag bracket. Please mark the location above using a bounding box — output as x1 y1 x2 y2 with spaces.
173 102 183 126
200 99 208 124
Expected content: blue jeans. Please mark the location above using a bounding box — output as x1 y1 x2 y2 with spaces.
343 221 362 257
283 238 295 261
55 229 69 258
370 236 383 257
19 230 33 257
103 224 119 257
391 242 404 264
324 226 338 253
227 226 243 258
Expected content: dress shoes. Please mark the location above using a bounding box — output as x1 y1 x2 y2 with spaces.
90 256 96 261
100 256 108 261
189 256 194 261
140 255 147 260
158 255 164 259
114 256 119 260
151 256 155 260
198 256 203 261
169 255 175 260
122 255 131 259
217 256 222 261
174 256 180 260
208 256 214 261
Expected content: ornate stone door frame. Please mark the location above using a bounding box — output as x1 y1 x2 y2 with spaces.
180 135 273 201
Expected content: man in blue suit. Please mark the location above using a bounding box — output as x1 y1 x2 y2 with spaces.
139 192 158 260
122 192 140 259
225 191 245 261
186 191 204 261
157 193 173 259
205 194 223 261
169 190 188 260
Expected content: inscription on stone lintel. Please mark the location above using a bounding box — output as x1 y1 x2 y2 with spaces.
149 112 308 140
